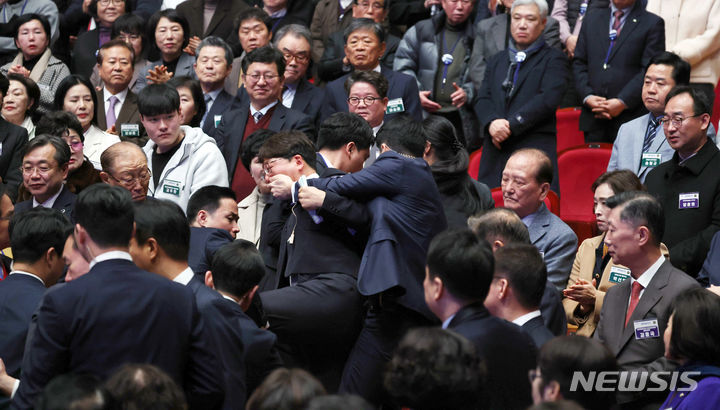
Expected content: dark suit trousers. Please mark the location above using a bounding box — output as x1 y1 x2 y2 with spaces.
339 299 432 405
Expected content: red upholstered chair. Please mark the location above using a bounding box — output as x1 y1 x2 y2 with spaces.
491 187 560 216
557 143 613 244
556 107 584 153
467 148 482 179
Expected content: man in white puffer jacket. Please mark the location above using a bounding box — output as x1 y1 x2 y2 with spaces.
139 83 229 212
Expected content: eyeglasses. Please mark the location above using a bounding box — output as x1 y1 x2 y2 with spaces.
660 114 703 128
263 157 289 173
282 51 310 64
348 96 380 106
356 1 384 10
108 168 151 187
528 369 542 384
98 0 125 5
245 73 279 83
21 164 54 175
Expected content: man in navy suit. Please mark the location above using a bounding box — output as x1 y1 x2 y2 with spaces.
305 115 446 404
0 208 71 409
195 37 237 138
423 228 537 410
186 186 239 276
14 135 76 222
321 19 422 123
484 243 555 348
573 0 665 142
130 199 245 409
13 185 224 410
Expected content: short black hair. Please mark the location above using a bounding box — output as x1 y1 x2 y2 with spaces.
606 191 664 247
7 73 40 117
13 14 51 44
97 38 136 65
73 184 135 248
665 85 712 116
195 36 234 66
241 45 286 78
147 9 190 53
36 111 85 143
375 114 426 157
210 240 265 297
167 76 206 127
343 18 385 44
187 185 237 224
0 72 8 96
234 7 272 36
258 130 317 170
112 13 145 38
495 244 547 309
54 75 99 126
246 368 325 410
133 199 190 262
10 207 72 264
317 112 374 151
344 68 388 98
137 83 181 117
647 51 691 86
23 134 71 169
241 129 275 172
427 228 494 303
35 374 105 410
468 208 531 245
668 288 720 367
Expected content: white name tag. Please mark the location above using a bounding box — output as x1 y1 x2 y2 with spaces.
214 115 222 128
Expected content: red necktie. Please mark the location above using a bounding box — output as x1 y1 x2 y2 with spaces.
613 10 624 35
625 281 643 327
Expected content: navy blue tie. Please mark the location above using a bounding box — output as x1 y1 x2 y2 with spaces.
642 117 660 153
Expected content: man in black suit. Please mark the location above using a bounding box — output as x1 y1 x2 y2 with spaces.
15 135 76 221
194 37 237 138
215 46 314 201
259 130 368 391
474 0 568 190
130 199 246 409
176 0 249 52
0 208 71 409
573 0 665 142
0 73 27 201
322 19 422 123
424 228 538 410
484 243 555 348
13 185 224 410
186 186 238 276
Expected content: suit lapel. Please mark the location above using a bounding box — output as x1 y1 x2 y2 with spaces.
225 99 250 173
96 89 107 130
609 3 642 61
291 80 311 113
617 262 670 351
507 48 545 104
269 103 287 130
528 204 550 245
204 0 229 36
117 91 137 125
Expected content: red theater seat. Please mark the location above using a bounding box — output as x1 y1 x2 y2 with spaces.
556 107 584 153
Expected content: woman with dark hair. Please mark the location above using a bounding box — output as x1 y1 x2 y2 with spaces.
167 76 206 127
422 115 494 227
246 368 326 410
0 14 70 115
91 14 149 93
55 75 120 169
136 9 195 91
72 0 130 79
531 336 618 410
1 74 40 139
563 170 655 337
660 288 720 409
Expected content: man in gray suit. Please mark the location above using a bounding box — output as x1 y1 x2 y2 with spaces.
595 191 698 406
501 148 577 290
468 0 561 92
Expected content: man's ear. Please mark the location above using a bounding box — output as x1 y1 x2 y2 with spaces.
44 246 58 269
543 380 563 402
239 285 258 311
196 210 209 227
205 270 214 289
538 182 550 201
637 225 651 247
99 171 111 184
345 141 357 156
146 237 159 262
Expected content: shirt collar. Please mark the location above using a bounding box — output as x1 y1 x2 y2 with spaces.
104 87 128 105
172 266 195 285
33 185 64 209
442 312 457 329
318 152 335 170
206 88 222 101
631 255 665 289
610 2 633 16
372 64 382 73
250 100 278 117
88 250 133 270
512 310 542 326
268 8 287 18
372 122 383 136
9 270 44 285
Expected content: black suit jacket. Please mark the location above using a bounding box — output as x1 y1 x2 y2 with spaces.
95 88 148 146
521 315 555 348
448 302 537 410
234 80 326 129
14 185 77 223
322 67 423 123
201 90 235 137
71 28 99 80
572 1 665 134
317 31 401 83
188 227 234 277
176 0 249 51
12 259 224 410
0 118 28 201
215 101 315 178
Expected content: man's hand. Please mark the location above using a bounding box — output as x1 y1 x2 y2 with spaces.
183 36 201 56
563 278 597 307
82 0 92 14
565 35 578 58
298 186 326 211
7 65 29 78
586 95 609 119
146 65 173 84
419 90 441 113
0 358 17 397
106 124 117 135
268 174 293 200
601 98 627 118
450 82 467 108
488 118 511 149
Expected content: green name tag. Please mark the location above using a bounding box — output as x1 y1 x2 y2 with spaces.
162 180 181 196
385 98 405 114
609 266 631 284
214 115 222 128
120 123 140 137
641 153 662 167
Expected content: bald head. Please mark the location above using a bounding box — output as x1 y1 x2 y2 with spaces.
100 142 150 202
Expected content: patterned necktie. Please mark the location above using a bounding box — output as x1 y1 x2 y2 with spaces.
106 96 118 128
642 117 660 153
625 281 644 327
612 10 624 35
253 111 263 123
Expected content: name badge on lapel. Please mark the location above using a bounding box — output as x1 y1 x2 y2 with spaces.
214 115 222 128
678 192 699 209
633 319 660 340
120 123 140 138
162 179 181 196
641 153 662 168
608 266 631 284
385 98 405 114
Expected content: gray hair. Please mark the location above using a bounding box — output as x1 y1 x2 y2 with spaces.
511 0 549 19
195 36 234 66
273 24 312 51
343 18 385 44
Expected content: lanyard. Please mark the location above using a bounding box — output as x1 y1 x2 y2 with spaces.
3 0 29 24
579 0 588 16
440 29 463 86
603 30 618 70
